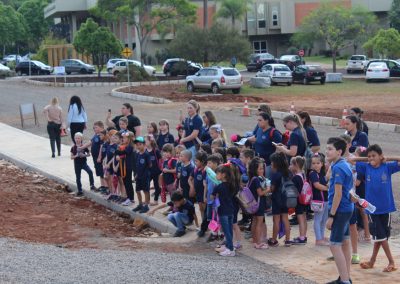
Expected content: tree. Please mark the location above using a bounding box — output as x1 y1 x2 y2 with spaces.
295 3 375 72
73 18 122 77
18 0 52 50
169 24 251 64
350 6 378 54
216 0 250 28
389 0 400 31
0 2 27 56
363 28 400 58
91 0 197 63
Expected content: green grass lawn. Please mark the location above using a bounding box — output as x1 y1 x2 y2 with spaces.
303 56 347 69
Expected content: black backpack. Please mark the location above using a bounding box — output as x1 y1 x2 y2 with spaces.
280 177 298 208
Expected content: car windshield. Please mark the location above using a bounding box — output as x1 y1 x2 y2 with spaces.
350 56 365 60
307 66 322 71
275 66 291 71
280 55 294 61
73 59 86 65
223 69 239 76
32 61 46 67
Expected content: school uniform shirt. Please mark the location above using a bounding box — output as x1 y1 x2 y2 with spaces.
101 142 109 162
71 145 89 165
191 167 206 193
287 127 306 157
147 149 162 175
271 171 283 207
328 158 354 213
305 126 320 147
356 161 400 214
167 200 195 223
112 114 141 135
67 104 87 124
201 126 211 142
106 143 118 163
254 127 282 165
349 131 369 153
292 174 304 195
249 177 267 214
135 151 152 179
309 170 328 201
157 132 174 150
116 145 134 171
163 158 177 185
178 163 194 191
212 182 234 216
183 114 203 149
91 134 103 160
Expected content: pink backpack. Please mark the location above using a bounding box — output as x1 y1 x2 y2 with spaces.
236 177 259 214
297 174 313 205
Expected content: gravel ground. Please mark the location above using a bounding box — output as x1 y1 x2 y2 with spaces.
0 238 314 284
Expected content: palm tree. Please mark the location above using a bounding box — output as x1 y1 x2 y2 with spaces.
216 0 250 28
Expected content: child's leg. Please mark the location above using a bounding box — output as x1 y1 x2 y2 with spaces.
100 177 107 187
381 240 396 269
144 191 150 205
360 209 371 239
314 211 323 241
272 215 280 240
199 202 206 222
331 241 351 282
251 216 257 243
282 213 290 241
350 224 358 254
233 224 242 244
74 164 83 193
137 191 143 204
297 212 307 238
153 173 161 202
123 173 134 201
118 177 126 197
82 164 94 187
321 202 330 240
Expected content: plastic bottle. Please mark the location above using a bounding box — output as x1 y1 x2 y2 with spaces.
358 198 376 214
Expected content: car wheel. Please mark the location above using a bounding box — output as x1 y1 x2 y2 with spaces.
211 84 219 94
347 70 351 74
287 82 292 86
17 70 22 76
303 78 309 85
232 88 241 94
80 68 87 74
107 68 112 74
187 82 195 92
320 79 325 85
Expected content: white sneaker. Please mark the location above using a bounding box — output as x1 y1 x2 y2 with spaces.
219 249 235 257
122 199 132 206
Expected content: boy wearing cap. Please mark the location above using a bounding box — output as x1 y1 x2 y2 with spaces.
132 136 152 213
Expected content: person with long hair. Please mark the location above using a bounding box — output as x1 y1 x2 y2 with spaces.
349 107 368 136
43 97 64 157
298 111 321 153
201 111 217 142
180 100 203 161
67 95 87 143
344 115 369 153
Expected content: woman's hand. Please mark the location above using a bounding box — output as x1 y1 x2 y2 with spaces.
326 217 333 230
275 144 285 153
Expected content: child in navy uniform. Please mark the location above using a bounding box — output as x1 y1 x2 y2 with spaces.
191 151 208 222
161 144 178 202
146 135 162 206
354 144 400 273
116 131 135 206
133 136 152 213
157 119 174 150
177 150 194 200
70 132 95 196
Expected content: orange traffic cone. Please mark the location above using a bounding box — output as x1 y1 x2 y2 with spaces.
242 98 250 117
339 107 348 128
60 128 67 137
290 102 296 114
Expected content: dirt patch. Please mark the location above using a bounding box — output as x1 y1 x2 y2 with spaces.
31 76 184 84
0 160 157 250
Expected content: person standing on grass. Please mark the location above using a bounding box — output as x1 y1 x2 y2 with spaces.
325 137 354 284
67 96 87 143
43 97 64 158
180 100 203 162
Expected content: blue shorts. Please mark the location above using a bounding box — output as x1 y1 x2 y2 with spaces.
330 211 352 245
136 178 149 192
93 160 104 178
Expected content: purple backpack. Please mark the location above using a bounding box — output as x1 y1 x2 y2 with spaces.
236 177 259 214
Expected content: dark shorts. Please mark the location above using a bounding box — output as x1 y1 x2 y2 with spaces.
272 204 289 215
369 213 391 242
330 211 352 245
233 204 239 224
195 187 204 203
295 203 307 215
349 208 357 225
93 160 104 178
136 178 149 192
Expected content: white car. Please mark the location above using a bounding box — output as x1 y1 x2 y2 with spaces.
0 63 10 71
256 63 292 85
346 55 369 73
3 54 21 63
111 60 156 76
365 62 390 82
106 58 125 73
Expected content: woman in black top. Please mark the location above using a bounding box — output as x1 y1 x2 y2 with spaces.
349 107 368 136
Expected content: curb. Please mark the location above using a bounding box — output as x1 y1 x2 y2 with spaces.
0 151 177 235
111 85 177 104
232 108 400 133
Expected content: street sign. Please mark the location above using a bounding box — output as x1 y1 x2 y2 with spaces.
122 47 133 58
298 49 305 57
54 66 65 75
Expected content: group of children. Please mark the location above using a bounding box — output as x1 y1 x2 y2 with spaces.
69 111 400 278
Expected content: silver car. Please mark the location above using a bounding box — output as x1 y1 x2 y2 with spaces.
186 67 242 94
60 59 95 75
256 63 292 86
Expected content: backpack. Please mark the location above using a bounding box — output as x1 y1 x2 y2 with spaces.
236 177 259 214
166 158 178 180
297 173 313 205
280 177 298 208
282 130 290 146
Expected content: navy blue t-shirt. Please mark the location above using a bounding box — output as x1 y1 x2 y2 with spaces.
135 151 151 179
305 127 320 147
147 149 162 175
287 127 306 157
157 132 175 150
106 143 118 163
201 126 211 142
183 114 203 149
271 171 284 207
179 163 194 191
163 158 177 185
192 167 206 193
116 144 134 169
349 131 369 153
254 127 282 165
101 142 109 162
91 134 103 160
249 177 266 214
212 182 234 216
309 170 328 201
292 174 304 194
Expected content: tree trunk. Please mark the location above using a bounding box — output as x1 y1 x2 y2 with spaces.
332 49 337 73
353 43 358 55
203 0 208 29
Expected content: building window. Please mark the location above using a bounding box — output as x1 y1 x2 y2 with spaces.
272 7 279 27
257 3 266 29
247 8 256 30
253 41 267 53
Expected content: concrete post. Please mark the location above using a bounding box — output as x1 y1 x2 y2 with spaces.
71 14 77 40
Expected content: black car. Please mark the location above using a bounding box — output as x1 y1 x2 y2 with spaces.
246 53 277 72
278 55 305 71
162 58 202 77
365 60 400 77
15 60 53 76
292 65 326 85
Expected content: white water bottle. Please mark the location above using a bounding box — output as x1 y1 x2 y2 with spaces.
358 198 376 214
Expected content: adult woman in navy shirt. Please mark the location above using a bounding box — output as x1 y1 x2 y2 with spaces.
350 107 368 136
298 111 320 153
344 115 368 153
180 100 203 161
67 96 87 143
201 111 217 142
275 114 306 160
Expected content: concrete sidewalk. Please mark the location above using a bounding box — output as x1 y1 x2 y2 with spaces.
0 122 399 283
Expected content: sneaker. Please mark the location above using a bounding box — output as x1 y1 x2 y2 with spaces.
197 230 206 237
51 153 55 158
122 199 132 206
215 245 226 253
90 185 97 191
173 230 186 237
139 205 149 213
219 249 235 257
284 240 294 247
207 234 218 243
132 204 143 212
289 218 298 226
75 191 83 197
351 254 360 264
292 237 307 245
267 238 279 247
234 243 242 250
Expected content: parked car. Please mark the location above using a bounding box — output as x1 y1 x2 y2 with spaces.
186 67 242 94
111 60 156 76
292 65 326 85
346 55 369 73
60 59 95 74
365 60 400 77
365 62 390 82
15 60 53 75
256 64 292 86
3 54 21 63
246 53 276 72
107 58 125 73
278 55 305 71
0 63 10 71
162 58 202 77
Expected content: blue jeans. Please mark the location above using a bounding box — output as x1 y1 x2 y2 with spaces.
313 201 329 241
167 212 190 232
74 162 94 193
219 215 234 251
188 145 197 162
